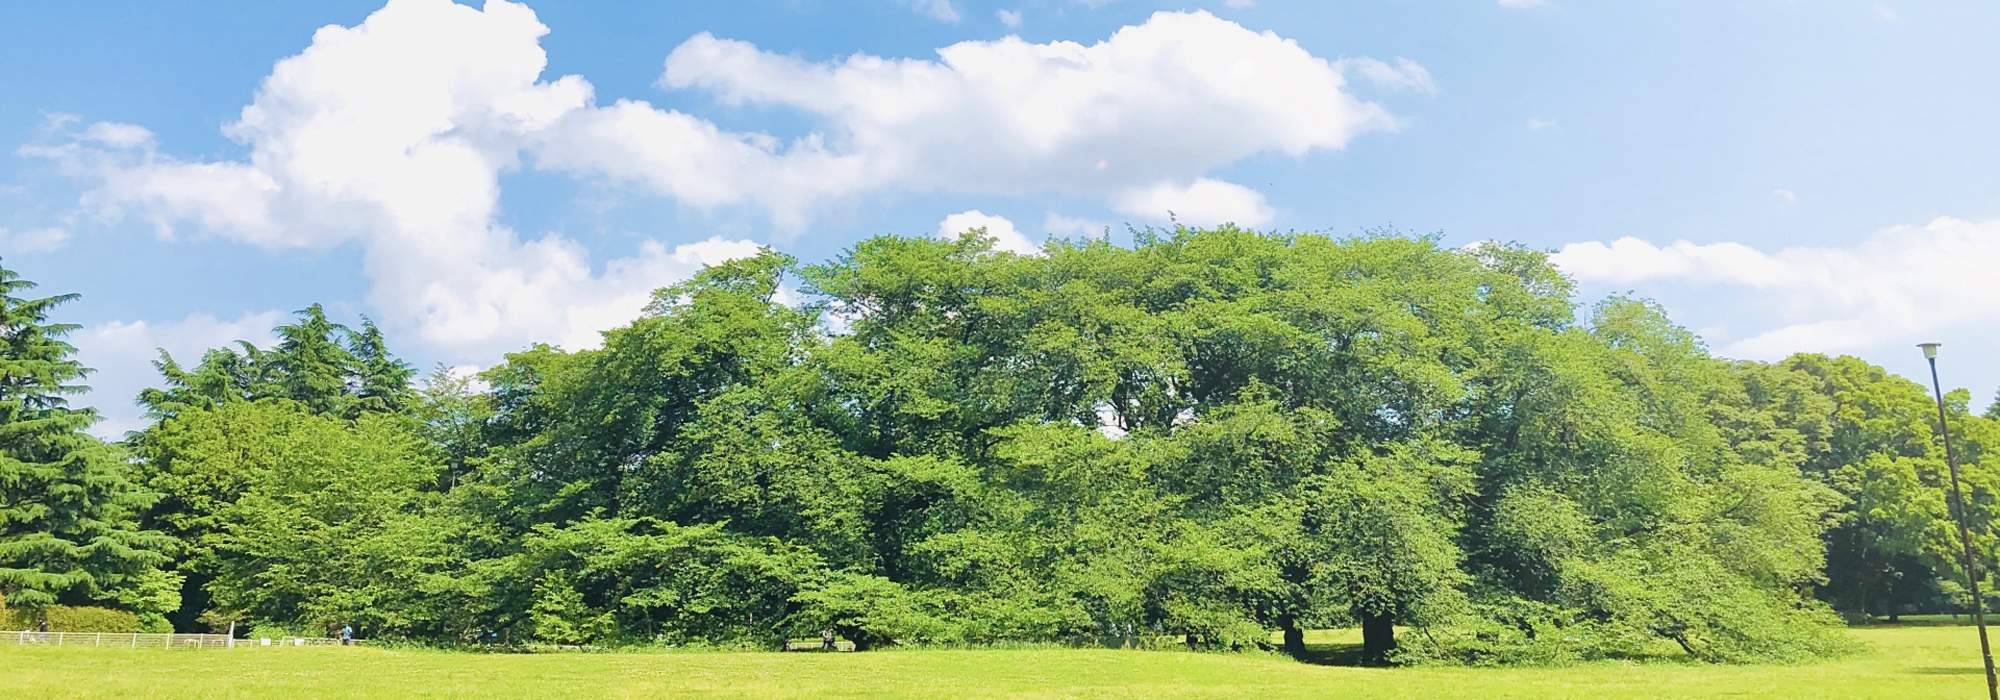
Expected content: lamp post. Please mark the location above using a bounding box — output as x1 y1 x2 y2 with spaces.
1920 342 1998 700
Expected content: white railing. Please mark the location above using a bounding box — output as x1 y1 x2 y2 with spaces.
0 631 341 648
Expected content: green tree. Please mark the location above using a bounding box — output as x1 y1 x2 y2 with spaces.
272 304 357 416
348 318 414 417
0 262 174 616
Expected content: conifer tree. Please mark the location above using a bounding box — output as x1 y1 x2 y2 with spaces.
272 304 357 416
348 317 413 416
0 261 172 613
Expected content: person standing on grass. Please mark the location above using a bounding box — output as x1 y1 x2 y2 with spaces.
821 629 835 651
36 617 48 643
341 624 353 646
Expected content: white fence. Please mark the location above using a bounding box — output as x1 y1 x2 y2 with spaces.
1 631 341 649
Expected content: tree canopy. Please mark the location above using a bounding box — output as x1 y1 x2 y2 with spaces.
9 228 1995 664
0 260 174 625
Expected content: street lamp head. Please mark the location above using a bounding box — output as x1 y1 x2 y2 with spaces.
1920 342 1942 360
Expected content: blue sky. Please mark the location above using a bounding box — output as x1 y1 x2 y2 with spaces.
4 0 1998 435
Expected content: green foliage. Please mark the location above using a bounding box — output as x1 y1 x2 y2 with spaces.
154 402 475 637
107 567 181 633
98 229 1957 664
0 262 174 616
134 304 413 426
791 572 949 650
348 318 415 417
1 604 141 632
508 516 825 646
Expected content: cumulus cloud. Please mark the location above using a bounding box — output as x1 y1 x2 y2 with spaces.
72 310 284 437
34 0 1406 361
1113 178 1274 228
996 9 1022 28
29 0 762 361
1551 217 2000 359
0 227 69 253
938 210 1040 255
639 9 1397 221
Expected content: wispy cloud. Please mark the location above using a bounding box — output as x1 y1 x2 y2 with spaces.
1552 216 2000 359
0 226 69 253
905 0 961 23
1339 57 1436 94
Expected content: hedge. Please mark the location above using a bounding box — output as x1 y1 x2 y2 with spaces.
1 605 142 633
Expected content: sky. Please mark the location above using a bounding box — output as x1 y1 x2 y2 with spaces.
3 0 1999 436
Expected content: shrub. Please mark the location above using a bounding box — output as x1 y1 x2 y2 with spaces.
2 605 142 633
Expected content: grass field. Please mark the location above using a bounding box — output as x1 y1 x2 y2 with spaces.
1 625 1988 699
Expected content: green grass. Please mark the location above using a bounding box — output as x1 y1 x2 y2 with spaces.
1 625 1989 699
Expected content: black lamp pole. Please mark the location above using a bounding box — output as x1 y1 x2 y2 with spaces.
1920 342 1998 700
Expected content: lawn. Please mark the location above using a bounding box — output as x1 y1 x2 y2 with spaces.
1 625 1986 699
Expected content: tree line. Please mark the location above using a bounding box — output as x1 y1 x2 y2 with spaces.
1 227 1994 664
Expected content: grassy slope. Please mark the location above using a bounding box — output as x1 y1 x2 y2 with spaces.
0 626 1985 699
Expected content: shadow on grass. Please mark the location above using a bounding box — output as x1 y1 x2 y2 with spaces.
1288 642 1370 667
1854 615 1982 628
1906 667 1988 675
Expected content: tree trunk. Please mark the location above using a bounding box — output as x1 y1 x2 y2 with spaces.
836 625 874 651
1360 612 1395 666
1281 616 1307 660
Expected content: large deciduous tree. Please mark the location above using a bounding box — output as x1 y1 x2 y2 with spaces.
122 228 1874 662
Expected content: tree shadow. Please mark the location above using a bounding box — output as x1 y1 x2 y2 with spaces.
1289 642 1371 667
1906 667 1987 675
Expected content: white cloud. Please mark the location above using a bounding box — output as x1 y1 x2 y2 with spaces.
1499 0 1547 8
996 9 1022 27
1875 6 1899 21
72 310 284 437
37 0 1404 361
640 9 1397 223
0 227 69 253
939 210 1041 255
1223 0 1256 8
1527 117 1558 130
1045 213 1110 239
905 0 961 23
31 0 762 362
1339 57 1436 94
1775 189 1798 205
1551 216 2000 359
1113 178 1274 228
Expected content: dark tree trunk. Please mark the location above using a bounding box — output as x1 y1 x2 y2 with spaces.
835 624 878 651
1281 616 1307 660
172 571 214 633
1360 612 1396 666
